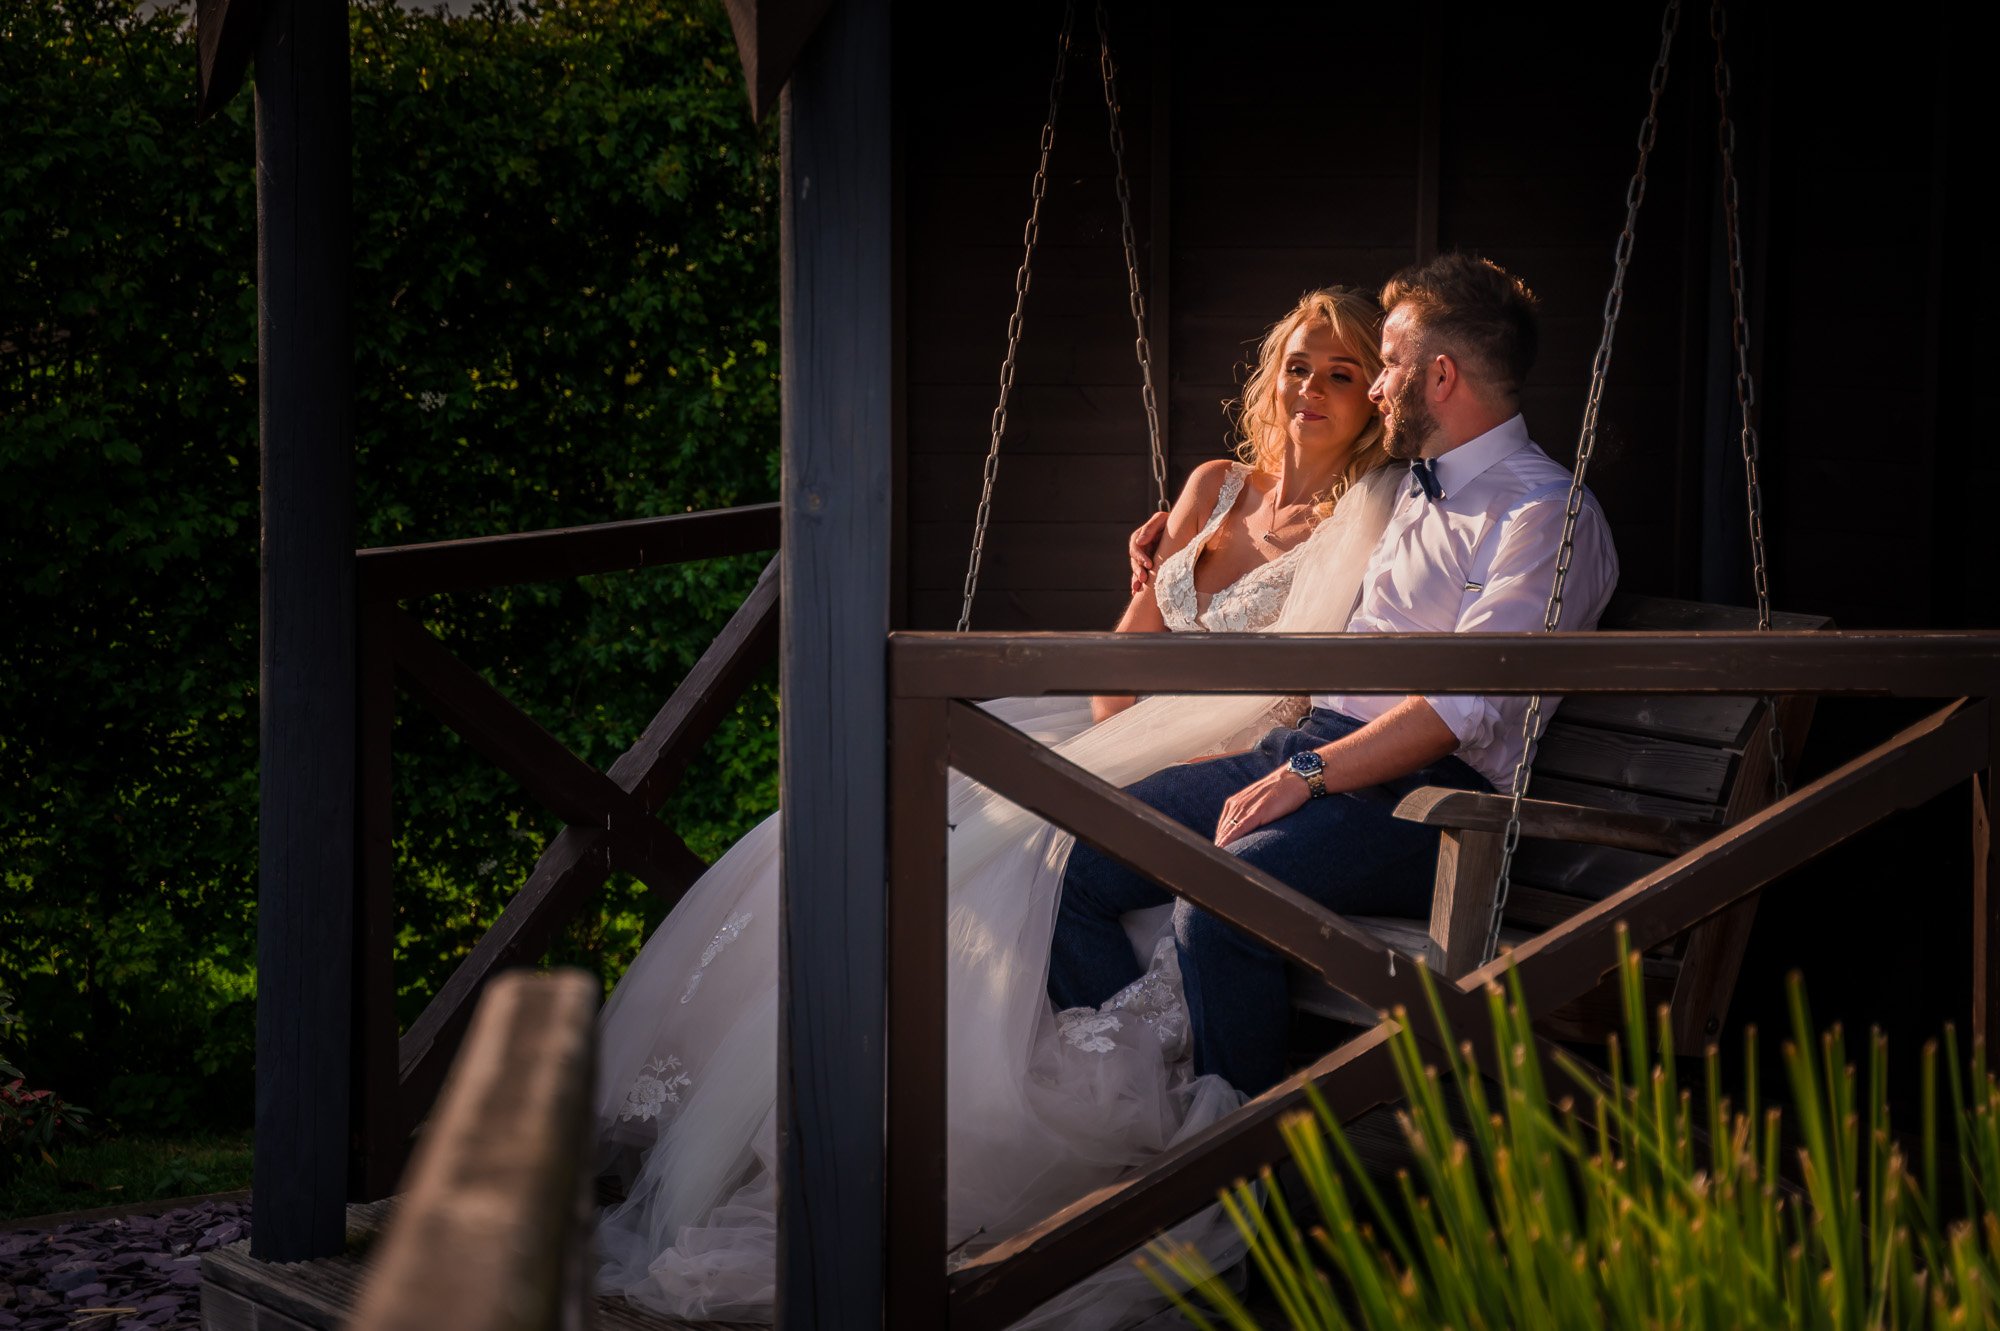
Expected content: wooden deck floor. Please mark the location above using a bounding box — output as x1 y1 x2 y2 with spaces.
197 1198 756 1331
196 1097 1424 1331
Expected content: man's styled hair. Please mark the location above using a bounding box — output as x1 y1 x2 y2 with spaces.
1380 253 1541 397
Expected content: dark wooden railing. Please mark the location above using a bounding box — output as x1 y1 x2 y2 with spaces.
347 969 599 1331
882 628 2000 1330
350 503 780 1197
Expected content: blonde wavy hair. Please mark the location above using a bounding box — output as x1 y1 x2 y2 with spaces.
1231 286 1388 517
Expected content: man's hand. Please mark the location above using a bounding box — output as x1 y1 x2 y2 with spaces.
1215 766 1309 848
1127 510 1171 594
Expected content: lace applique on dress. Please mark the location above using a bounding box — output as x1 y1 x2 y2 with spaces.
1054 942 1193 1060
680 911 754 1004
619 1054 693 1123
1056 1009 1124 1054
1104 940 1190 1061
1154 464 1309 634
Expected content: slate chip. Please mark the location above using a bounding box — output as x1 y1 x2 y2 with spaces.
1 1197 251 1331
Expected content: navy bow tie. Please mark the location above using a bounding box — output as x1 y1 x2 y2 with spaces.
1409 457 1443 502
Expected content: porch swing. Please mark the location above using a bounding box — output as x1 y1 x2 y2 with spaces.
956 0 1827 1050
1290 0 1830 1049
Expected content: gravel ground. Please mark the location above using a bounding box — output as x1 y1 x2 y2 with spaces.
0 1199 248 1330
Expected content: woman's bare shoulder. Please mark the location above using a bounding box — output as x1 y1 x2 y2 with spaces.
1185 456 1241 488
1177 457 1241 509
1153 457 1239 541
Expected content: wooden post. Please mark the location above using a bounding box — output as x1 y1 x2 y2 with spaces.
1425 828 1505 979
251 0 355 1262
776 0 894 1324
350 602 400 1200
885 698 950 1329
1977 703 2000 1048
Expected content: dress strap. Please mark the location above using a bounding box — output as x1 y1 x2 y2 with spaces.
1187 464 1248 560
1152 463 1250 633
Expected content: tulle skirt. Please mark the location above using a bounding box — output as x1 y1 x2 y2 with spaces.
592 696 1248 1327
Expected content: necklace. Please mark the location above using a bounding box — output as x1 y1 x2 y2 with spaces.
1255 492 1316 546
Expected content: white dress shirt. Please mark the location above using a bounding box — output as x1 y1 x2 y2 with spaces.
1313 414 1619 789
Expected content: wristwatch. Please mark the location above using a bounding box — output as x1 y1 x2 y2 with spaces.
1286 750 1328 799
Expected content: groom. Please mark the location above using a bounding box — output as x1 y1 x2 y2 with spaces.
1048 253 1620 1095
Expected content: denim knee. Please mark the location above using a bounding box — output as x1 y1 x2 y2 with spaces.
1173 898 1279 970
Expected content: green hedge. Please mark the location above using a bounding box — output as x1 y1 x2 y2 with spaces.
0 0 780 1132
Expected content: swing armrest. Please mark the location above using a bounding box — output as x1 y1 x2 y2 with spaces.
1392 787 1712 858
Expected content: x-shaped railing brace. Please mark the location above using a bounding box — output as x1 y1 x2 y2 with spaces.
390 557 780 1136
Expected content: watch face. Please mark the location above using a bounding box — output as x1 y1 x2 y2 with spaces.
1289 751 1324 777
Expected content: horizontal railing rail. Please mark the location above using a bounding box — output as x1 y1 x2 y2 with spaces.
357 501 780 601
890 628 2000 698
882 627 2000 1330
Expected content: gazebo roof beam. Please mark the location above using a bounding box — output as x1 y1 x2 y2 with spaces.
724 0 835 123
194 0 259 123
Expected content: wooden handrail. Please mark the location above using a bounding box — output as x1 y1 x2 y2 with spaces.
357 501 780 601
888 629 2000 699
348 969 598 1331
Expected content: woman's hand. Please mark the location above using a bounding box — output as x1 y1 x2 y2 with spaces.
1127 510 1171 594
1214 765 1310 848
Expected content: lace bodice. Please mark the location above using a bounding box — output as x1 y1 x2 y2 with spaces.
1154 464 1310 633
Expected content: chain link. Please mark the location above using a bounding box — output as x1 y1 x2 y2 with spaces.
956 2 1076 634
1483 0 1682 966
1710 0 1789 799
1095 1 1169 513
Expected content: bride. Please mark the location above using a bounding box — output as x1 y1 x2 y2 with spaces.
594 286 1403 1326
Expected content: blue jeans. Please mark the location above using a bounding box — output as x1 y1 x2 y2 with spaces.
1048 709 1490 1095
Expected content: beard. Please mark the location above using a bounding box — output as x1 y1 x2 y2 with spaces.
1380 377 1436 460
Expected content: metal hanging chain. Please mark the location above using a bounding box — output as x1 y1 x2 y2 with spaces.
1711 0 1789 800
957 2 1077 634
1095 0 1169 513
1482 0 1682 967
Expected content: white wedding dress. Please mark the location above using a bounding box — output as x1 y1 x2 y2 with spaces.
593 463 1401 1327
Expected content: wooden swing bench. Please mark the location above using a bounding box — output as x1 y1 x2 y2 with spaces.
1292 591 1828 1047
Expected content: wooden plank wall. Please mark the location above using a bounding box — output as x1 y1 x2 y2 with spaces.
1752 12 1962 631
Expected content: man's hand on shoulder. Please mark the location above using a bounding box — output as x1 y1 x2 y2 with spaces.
1215 765 1310 848
1126 510 1170 593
